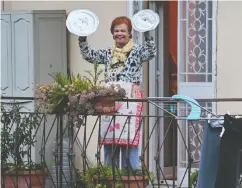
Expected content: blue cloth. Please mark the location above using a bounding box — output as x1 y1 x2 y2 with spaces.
215 115 242 188
197 122 222 188
197 120 242 188
104 145 140 169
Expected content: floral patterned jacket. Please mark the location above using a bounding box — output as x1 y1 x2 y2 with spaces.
78 38 156 84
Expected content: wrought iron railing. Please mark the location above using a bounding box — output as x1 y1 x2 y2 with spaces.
1 97 242 188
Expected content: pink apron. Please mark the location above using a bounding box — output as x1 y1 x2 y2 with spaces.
100 83 143 146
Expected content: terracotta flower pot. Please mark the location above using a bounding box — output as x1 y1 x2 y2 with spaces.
93 175 149 188
93 96 121 115
2 170 48 188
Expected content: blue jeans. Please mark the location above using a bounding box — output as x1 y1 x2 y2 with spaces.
197 121 241 188
104 145 140 169
197 122 222 188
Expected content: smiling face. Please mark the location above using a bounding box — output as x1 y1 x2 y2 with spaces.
113 24 131 48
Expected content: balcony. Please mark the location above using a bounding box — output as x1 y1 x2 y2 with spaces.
1 97 242 188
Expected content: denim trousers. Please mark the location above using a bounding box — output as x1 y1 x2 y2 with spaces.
197 117 242 188
197 122 222 188
104 145 140 169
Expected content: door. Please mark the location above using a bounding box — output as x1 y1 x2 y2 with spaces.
177 0 217 186
148 1 171 182
34 13 68 85
1 14 12 97
11 13 34 98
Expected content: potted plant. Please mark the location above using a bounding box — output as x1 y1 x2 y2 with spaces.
1 105 48 188
36 64 126 127
190 170 198 188
78 165 155 188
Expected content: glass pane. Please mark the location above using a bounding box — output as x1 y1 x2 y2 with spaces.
207 74 212 82
187 74 206 82
189 120 203 163
208 102 212 108
208 20 213 73
187 46 206 73
208 0 213 18
188 0 207 74
180 74 186 82
179 0 215 83
180 21 187 73
181 0 187 19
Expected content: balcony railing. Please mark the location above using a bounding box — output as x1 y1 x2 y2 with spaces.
1 97 242 188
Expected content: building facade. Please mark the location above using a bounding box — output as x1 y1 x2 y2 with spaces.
3 0 242 186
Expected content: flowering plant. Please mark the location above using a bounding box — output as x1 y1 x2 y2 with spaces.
36 73 90 113
36 64 126 123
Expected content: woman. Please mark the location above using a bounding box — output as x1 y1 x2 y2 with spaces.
78 16 156 169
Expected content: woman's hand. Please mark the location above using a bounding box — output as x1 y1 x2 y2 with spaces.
78 36 87 42
144 31 150 39
144 31 153 40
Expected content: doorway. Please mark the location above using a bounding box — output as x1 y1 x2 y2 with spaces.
163 0 178 180
148 0 178 181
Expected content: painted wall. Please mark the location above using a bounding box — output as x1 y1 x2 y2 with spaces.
216 1 242 114
4 0 128 164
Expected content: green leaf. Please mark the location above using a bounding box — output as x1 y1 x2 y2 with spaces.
49 72 70 86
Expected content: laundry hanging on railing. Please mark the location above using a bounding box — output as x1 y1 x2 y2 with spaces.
196 120 222 188
197 114 242 188
149 94 242 188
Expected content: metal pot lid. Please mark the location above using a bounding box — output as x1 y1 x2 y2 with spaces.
66 9 99 36
132 9 160 32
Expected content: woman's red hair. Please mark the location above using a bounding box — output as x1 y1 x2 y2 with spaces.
110 16 132 34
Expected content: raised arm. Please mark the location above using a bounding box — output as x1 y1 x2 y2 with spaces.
140 32 156 62
78 37 107 64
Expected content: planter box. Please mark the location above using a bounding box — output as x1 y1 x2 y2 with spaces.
2 170 48 188
93 96 121 115
93 175 149 188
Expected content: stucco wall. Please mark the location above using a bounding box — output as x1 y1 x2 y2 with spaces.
4 1 128 75
4 0 128 164
216 1 242 114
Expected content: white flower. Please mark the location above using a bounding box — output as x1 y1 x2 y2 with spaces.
114 86 119 92
105 84 111 89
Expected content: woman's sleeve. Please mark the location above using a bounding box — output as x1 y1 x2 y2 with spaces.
140 37 156 62
78 39 107 64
